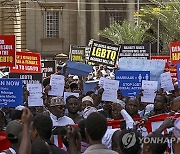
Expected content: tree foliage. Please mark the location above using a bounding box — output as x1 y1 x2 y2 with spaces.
99 21 151 44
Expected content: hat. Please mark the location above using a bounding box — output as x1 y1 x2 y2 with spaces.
82 96 94 104
173 118 180 138
50 97 64 107
114 99 125 108
15 105 25 111
73 75 79 80
5 120 23 140
83 106 97 119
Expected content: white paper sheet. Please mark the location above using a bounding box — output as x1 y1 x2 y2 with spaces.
27 83 43 106
48 74 65 96
100 77 119 102
161 72 174 91
141 80 158 103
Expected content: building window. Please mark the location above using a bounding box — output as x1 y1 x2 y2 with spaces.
108 12 124 25
45 11 59 38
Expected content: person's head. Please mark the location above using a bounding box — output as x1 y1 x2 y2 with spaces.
154 95 167 113
119 129 141 154
49 97 66 118
69 82 79 92
0 110 5 130
5 120 23 144
73 75 79 83
117 89 123 100
143 132 168 154
112 130 121 153
85 112 107 143
170 96 180 112
78 119 86 141
125 97 139 117
112 103 122 120
102 101 112 111
31 115 53 141
99 65 103 70
81 96 94 111
103 65 108 70
66 95 80 114
31 140 50 154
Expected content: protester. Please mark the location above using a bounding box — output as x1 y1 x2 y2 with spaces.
83 112 118 154
31 114 68 154
66 95 83 124
49 97 74 126
0 120 23 154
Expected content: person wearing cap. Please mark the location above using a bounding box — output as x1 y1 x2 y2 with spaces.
49 97 74 126
81 96 94 111
73 75 79 83
0 120 23 154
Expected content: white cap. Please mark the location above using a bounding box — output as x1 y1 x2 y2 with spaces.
82 96 94 104
114 99 125 108
73 75 79 80
15 105 25 111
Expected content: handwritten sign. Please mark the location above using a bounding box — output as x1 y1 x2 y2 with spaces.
160 72 174 91
141 80 158 103
0 78 23 107
48 74 65 96
0 35 16 67
27 83 43 106
10 51 41 73
100 77 119 102
115 71 150 96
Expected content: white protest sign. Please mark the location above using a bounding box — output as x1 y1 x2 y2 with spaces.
100 77 119 102
48 74 65 96
27 83 43 106
141 80 158 103
64 92 79 104
160 72 174 91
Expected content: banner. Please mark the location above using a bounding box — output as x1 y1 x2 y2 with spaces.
70 45 85 62
151 56 177 78
119 44 150 59
170 42 180 64
0 35 16 67
9 73 42 85
0 78 23 107
118 58 166 86
41 60 56 78
10 51 41 73
115 71 150 96
89 40 120 67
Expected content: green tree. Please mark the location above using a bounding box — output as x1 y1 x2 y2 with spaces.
140 0 180 47
99 20 151 44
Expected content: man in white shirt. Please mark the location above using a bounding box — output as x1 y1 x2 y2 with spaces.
49 97 74 126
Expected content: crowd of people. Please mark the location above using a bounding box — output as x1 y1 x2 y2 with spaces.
0 63 180 154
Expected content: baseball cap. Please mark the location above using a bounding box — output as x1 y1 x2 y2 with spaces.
173 118 180 138
5 120 23 140
82 96 94 104
50 97 65 107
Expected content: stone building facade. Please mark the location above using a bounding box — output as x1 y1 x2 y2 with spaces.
0 0 150 59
